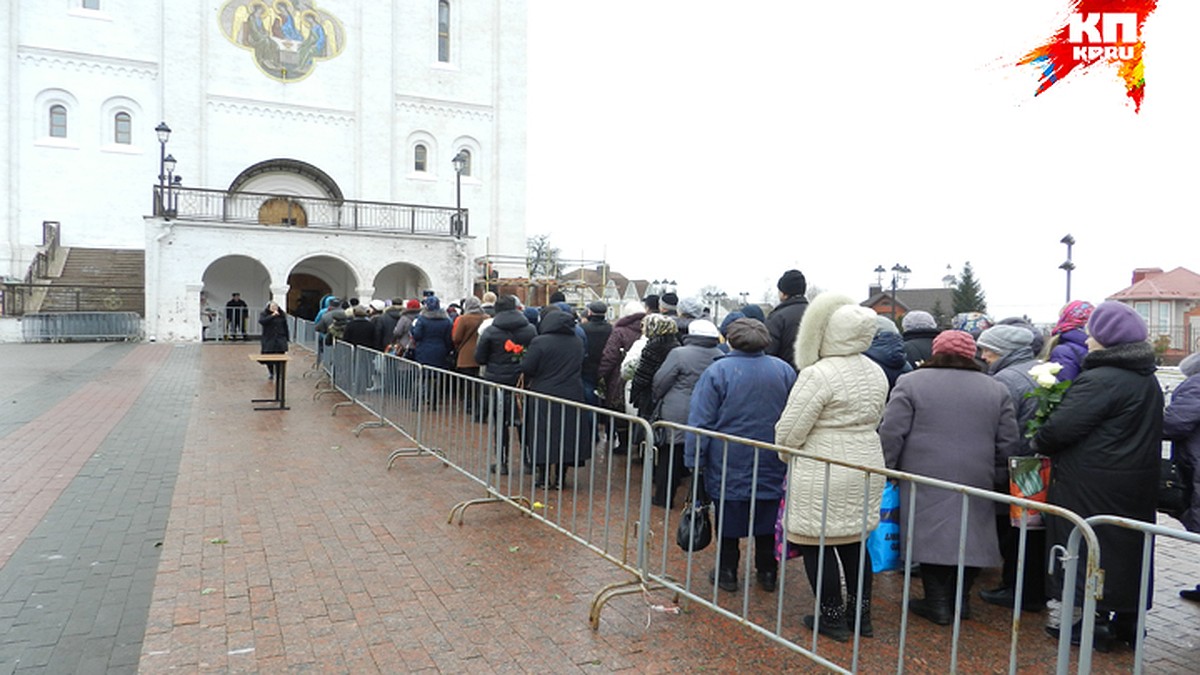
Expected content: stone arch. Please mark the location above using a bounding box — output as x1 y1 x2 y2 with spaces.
288 254 361 314
373 262 431 303
201 255 272 338
228 158 344 201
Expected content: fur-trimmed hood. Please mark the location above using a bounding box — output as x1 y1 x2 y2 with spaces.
793 293 878 370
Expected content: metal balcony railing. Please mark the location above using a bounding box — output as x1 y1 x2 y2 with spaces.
152 185 468 237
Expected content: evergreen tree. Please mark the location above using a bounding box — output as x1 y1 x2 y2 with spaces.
930 299 949 328
951 262 987 314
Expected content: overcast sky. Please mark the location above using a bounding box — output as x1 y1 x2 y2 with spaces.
522 1 1198 324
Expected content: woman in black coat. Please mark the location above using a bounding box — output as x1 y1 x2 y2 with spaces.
258 301 289 380
521 307 593 488
1033 302 1162 649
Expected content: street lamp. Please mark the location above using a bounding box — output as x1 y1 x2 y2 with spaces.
1059 234 1076 304
452 150 468 238
155 121 171 215
703 290 727 318
877 263 911 322
162 154 177 218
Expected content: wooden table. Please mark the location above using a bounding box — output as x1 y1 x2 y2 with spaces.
249 354 290 410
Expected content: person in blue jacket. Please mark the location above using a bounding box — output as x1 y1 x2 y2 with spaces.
685 318 796 594
409 295 454 409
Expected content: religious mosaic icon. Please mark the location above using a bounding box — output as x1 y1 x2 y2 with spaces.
219 0 345 82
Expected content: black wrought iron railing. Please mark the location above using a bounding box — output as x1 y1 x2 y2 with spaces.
152 186 468 237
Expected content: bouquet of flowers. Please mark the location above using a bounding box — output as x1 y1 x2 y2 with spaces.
503 339 525 363
1023 362 1069 439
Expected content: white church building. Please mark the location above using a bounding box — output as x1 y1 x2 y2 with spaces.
1 0 527 341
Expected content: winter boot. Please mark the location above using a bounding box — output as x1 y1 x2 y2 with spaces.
803 600 852 643
846 594 873 638
910 569 955 626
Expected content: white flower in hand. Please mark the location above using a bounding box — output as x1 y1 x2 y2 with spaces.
1028 362 1063 388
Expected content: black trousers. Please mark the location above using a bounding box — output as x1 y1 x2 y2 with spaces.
718 535 777 575
994 514 1047 604
800 542 872 604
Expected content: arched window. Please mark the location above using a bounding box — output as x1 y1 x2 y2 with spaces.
457 149 472 177
414 144 428 172
49 105 68 138
114 112 132 144
437 1 450 62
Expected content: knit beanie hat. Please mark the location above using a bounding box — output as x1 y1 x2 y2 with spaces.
678 297 704 318
1087 301 1147 347
932 330 977 360
726 318 770 352
1180 352 1200 378
719 311 745 336
621 300 646 318
875 315 900 335
977 324 1034 356
660 292 679 310
688 319 720 339
739 304 766 323
423 296 441 311
1053 300 1095 336
777 269 807 297
901 310 937 331
642 294 660 312
404 299 420 310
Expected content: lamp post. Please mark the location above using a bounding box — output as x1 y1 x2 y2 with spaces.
738 291 748 306
876 263 910 322
162 154 177 218
1059 234 1075 304
155 121 171 216
703 290 727 319
452 150 468 238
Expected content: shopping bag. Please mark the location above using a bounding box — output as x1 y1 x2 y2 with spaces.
866 480 901 573
1008 454 1051 529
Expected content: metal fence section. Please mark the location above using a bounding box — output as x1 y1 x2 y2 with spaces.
639 421 1104 675
291 344 1127 674
1057 515 1200 674
21 312 142 342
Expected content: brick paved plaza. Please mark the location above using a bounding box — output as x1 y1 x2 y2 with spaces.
1 342 1198 673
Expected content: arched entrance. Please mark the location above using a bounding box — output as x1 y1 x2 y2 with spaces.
374 262 430 304
259 197 308 227
202 255 271 340
286 272 331 319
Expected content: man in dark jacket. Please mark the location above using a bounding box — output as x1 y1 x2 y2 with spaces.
375 299 404 352
474 295 537 474
765 269 808 369
342 306 377 394
580 301 612 407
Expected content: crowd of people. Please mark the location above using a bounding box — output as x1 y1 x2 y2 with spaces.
296 269 1197 652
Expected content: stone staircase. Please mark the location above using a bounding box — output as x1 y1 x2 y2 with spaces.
38 248 146 316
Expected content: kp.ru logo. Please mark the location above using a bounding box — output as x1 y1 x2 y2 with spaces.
1068 12 1137 61
1019 1 1158 112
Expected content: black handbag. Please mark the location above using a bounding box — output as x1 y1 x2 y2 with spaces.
1159 455 1188 518
676 473 712 552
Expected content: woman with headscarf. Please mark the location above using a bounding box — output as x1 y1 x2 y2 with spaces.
1165 352 1200 601
775 294 889 642
686 319 796 595
597 300 648 453
629 314 679 420
520 307 593 488
651 319 723 508
879 330 1021 626
1042 300 1094 382
1034 301 1161 649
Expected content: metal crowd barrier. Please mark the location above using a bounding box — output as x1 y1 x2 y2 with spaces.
21 312 141 342
298 343 1147 674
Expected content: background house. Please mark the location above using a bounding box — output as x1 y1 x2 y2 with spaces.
861 284 956 328
1108 267 1200 362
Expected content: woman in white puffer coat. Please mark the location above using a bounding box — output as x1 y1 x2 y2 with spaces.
774 293 889 643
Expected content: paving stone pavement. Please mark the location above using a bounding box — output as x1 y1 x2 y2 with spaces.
0 342 1198 674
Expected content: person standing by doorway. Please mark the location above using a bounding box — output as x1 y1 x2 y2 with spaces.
226 292 249 341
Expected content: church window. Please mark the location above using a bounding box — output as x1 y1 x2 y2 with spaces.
49 105 68 138
414 144 428 172
438 1 451 62
114 112 132 144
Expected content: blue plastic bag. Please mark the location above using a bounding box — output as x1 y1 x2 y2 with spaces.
867 480 901 573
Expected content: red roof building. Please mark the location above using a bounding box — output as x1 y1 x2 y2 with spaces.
1107 267 1200 359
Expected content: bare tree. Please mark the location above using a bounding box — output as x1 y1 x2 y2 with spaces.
526 234 561 279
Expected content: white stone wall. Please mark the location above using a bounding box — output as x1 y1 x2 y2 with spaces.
2 1 526 327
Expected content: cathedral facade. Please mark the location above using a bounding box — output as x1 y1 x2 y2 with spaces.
1 0 526 340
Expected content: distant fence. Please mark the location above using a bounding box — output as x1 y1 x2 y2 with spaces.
21 312 142 342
